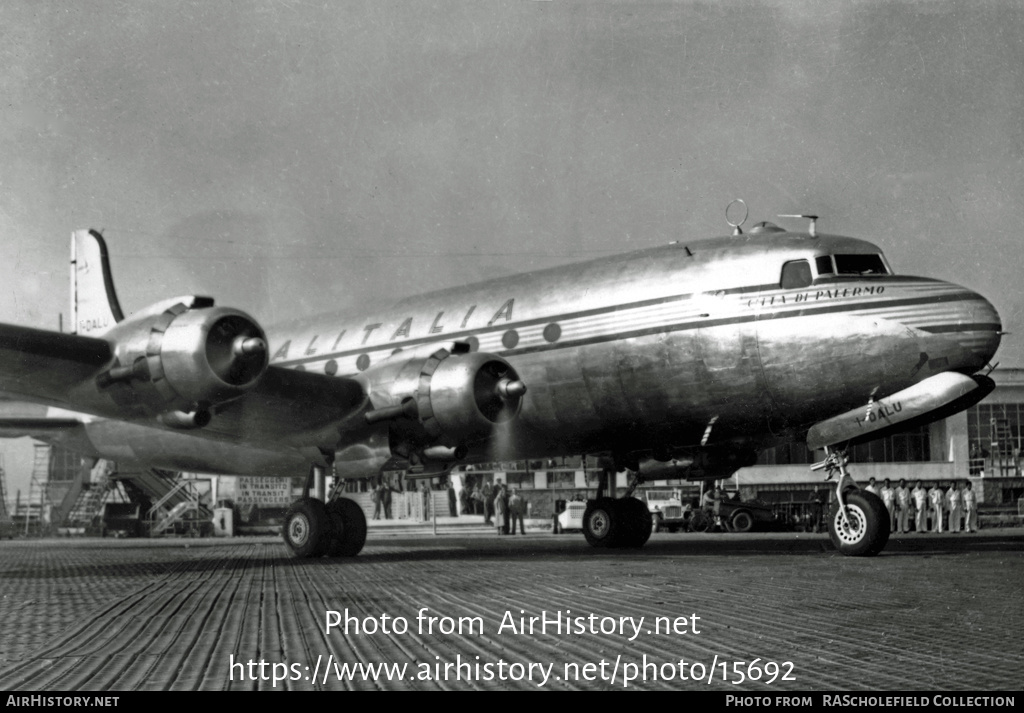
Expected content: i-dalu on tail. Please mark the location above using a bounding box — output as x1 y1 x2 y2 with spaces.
0 204 1001 558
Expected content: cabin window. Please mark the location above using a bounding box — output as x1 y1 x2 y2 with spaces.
780 260 812 289
815 255 835 275
834 254 889 276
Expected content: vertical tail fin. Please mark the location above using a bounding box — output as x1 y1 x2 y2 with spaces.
70 229 124 336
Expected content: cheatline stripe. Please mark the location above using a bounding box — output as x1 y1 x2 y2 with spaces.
501 293 991 357
278 285 985 366
918 323 1001 334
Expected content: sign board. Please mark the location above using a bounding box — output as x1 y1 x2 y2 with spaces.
235 477 291 506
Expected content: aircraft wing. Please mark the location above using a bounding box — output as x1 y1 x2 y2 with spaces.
0 323 112 407
0 320 371 458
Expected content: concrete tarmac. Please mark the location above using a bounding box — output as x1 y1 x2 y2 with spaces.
0 529 1021 691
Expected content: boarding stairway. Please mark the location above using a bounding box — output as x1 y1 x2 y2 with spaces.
52 458 112 535
109 467 212 536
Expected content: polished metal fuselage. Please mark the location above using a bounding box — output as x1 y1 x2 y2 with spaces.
266 230 1001 474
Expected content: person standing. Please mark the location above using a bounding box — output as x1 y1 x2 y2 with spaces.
493 485 507 535
382 480 394 520
946 481 963 533
807 487 824 533
911 480 928 533
880 479 896 532
895 479 911 534
962 481 979 533
928 482 945 533
447 480 458 518
509 488 526 535
420 482 431 522
497 481 511 535
482 481 494 525
371 481 383 521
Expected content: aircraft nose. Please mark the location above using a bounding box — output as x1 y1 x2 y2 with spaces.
966 291 1003 364
929 285 1003 369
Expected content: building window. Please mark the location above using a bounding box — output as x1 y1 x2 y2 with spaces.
757 424 931 465
967 403 1023 476
546 471 574 489
505 472 534 490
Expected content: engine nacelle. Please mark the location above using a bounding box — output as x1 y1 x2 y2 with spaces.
361 347 526 457
98 297 269 419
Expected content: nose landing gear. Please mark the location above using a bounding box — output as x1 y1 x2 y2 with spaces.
811 447 889 556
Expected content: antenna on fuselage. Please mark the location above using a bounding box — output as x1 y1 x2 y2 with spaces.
778 214 819 238
726 199 748 235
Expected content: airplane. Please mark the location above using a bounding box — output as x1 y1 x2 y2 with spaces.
0 206 1001 558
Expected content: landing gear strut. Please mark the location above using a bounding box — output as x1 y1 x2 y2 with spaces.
582 468 652 549
282 460 367 559
811 447 889 557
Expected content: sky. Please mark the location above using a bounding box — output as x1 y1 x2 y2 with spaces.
1 1 1022 496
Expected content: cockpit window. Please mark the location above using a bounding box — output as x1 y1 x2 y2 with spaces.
815 255 835 275
833 254 889 276
780 260 812 289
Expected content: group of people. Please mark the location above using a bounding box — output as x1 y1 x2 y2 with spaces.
491 482 528 536
370 479 398 520
865 478 979 534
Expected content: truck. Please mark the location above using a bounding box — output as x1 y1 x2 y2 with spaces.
645 489 691 533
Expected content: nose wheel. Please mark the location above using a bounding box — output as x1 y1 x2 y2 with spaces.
812 447 890 556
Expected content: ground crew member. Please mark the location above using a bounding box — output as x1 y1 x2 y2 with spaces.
895 479 911 534
929 482 945 533
880 479 896 532
911 480 928 533
946 481 963 533
962 481 979 533
865 477 879 496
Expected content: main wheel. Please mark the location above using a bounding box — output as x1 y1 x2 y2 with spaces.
619 498 653 548
731 510 754 533
828 490 890 556
583 497 621 548
325 498 368 557
283 498 330 558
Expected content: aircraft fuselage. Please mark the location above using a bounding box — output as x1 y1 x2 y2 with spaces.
264 228 1001 472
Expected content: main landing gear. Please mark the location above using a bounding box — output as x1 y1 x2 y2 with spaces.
811 447 889 557
282 462 367 558
582 470 652 549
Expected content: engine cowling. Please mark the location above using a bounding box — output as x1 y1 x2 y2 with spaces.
361 347 526 457
98 297 268 419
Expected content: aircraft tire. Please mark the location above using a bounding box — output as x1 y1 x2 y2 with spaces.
283 497 330 558
731 510 754 533
619 498 652 548
325 498 368 557
827 490 890 557
582 497 621 548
